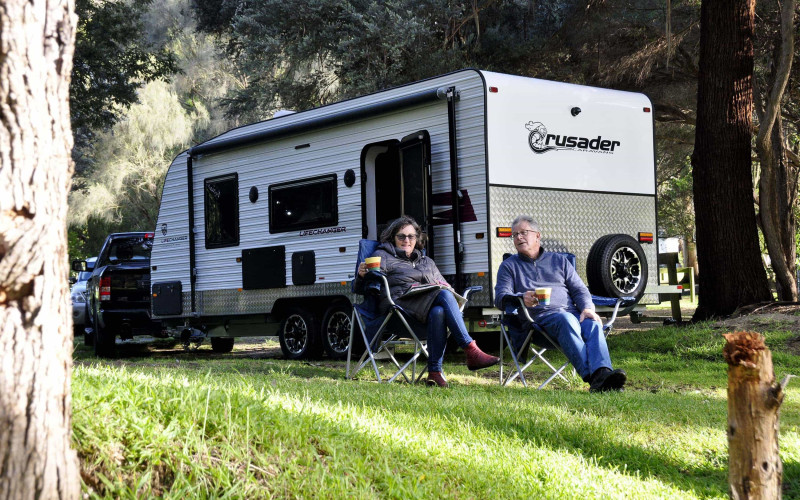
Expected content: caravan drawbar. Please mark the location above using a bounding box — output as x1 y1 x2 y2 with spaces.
150 69 661 359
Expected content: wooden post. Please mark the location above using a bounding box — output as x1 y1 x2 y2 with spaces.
723 331 788 499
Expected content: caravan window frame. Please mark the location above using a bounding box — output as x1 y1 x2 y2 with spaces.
204 173 240 249
269 174 338 234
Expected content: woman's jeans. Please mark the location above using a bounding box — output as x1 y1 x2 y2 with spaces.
426 290 474 372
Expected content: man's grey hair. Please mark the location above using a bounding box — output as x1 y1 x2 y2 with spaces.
511 215 541 233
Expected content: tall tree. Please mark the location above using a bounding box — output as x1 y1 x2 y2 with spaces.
0 0 80 498
691 0 772 319
755 0 797 301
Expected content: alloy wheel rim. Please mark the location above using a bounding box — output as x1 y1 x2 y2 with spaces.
326 311 351 354
609 246 642 294
285 314 308 354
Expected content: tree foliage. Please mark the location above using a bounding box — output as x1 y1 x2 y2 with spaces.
71 0 178 153
69 0 240 261
192 0 580 121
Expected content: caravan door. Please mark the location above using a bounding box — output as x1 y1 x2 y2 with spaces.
362 131 433 257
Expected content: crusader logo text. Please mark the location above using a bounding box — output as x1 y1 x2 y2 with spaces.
526 121 621 155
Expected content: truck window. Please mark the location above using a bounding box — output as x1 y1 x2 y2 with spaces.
204 173 240 248
269 174 338 233
107 236 153 263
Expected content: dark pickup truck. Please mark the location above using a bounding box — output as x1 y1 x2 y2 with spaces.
73 232 161 357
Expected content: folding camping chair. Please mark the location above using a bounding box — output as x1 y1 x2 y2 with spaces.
498 252 635 389
345 239 481 384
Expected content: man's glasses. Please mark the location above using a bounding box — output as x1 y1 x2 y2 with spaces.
396 233 418 241
512 229 537 239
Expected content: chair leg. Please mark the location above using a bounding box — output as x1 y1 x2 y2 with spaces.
500 324 530 387
500 323 573 389
537 361 570 389
499 327 504 383
530 347 570 384
534 330 570 385
347 308 434 385
350 311 389 382
346 311 355 379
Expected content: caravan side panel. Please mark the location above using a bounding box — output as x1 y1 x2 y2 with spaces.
151 152 191 310
154 70 492 318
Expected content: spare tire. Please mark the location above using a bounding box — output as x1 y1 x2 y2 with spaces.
586 234 648 300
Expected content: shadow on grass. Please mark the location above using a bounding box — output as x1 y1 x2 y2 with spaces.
86 360 730 496
74 332 800 498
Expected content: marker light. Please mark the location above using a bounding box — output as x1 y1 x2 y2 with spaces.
638 232 654 243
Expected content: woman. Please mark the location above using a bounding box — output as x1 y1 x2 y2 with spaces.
355 216 499 387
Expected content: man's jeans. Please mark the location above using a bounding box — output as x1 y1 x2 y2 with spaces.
426 290 474 372
508 310 611 380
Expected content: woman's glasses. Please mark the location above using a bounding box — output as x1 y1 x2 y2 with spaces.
396 233 417 241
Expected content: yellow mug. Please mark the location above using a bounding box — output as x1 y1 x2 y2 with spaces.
365 256 381 273
534 287 552 306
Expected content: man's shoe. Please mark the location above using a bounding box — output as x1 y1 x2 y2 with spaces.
426 372 449 388
464 341 500 371
602 369 627 390
589 367 627 392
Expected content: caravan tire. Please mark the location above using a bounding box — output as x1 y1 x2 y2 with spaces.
321 304 353 360
586 234 648 301
279 307 321 360
210 337 235 353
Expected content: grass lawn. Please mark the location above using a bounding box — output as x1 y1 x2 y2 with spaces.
72 315 800 499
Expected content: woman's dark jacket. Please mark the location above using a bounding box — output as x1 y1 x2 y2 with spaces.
353 241 448 323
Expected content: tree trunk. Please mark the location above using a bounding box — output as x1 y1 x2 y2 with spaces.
691 0 773 320
723 332 786 499
0 1 80 499
755 0 797 302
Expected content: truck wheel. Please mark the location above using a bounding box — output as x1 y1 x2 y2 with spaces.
278 307 321 360
93 316 116 358
210 337 235 353
586 234 648 301
321 304 353 360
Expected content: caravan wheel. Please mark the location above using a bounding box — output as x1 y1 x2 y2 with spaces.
586 234 648 301
278 307 321 360
322 304 352 360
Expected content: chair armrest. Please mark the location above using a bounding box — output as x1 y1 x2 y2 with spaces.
361 271 396 306
600 296 635 332
502 295 534 323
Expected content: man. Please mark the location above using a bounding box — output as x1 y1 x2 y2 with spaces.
494 215 626 392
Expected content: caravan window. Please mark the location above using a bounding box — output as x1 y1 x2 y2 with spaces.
269 175 337 233
204 174 239 248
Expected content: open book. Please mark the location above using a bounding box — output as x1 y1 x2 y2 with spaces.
403 283 468 308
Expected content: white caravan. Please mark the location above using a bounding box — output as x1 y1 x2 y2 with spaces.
150 69 663 359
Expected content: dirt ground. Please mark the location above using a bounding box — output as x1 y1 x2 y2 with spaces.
613 300 800 333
